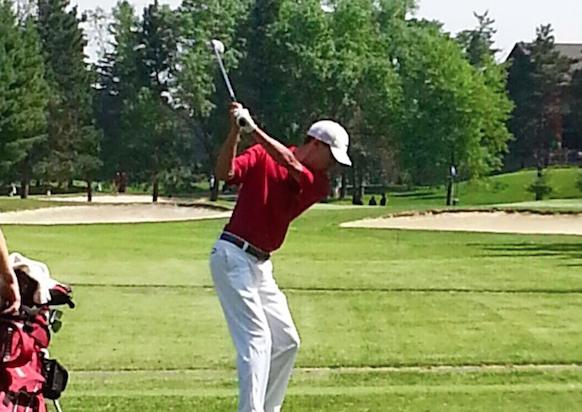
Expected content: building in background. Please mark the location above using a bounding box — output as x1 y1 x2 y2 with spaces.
506 42 582 169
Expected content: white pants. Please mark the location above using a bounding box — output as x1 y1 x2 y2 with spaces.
210 239 300 412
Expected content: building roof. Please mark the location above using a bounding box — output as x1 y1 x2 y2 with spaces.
508 42 582 71
556 44 582 69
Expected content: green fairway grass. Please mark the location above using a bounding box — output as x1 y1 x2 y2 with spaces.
1 205 581 411
0 197 68 212
58 369 582 411
496 198 582 211
1 168 581 411
50 286 582 370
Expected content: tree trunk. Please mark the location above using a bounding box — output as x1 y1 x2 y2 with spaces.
446 178 453 206
536 164 544 201
20 163 30 199
340 172 347 200
86 180 93 202
351 164 364 205
152 174 159 203
210 178 220 202
351 165 358 204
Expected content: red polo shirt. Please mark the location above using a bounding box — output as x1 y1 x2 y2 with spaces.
224 144 329 252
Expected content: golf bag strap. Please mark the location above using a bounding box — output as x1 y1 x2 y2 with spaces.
3 389 41 408
0 320 34 364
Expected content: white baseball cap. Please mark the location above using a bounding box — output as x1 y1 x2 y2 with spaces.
307 120 352 166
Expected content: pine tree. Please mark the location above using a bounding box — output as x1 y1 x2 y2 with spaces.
0 1 48 197
508 25 572 169
567 66 582 150
235 0 282 129
94 1 144 181
37 0 101 200
127 0 181 202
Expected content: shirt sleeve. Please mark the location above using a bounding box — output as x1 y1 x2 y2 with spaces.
290 167 329 220
227 144 265 185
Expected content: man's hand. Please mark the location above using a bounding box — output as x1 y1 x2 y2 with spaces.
234 106 258 134
229 102 243 132
1 274 20 315
216 103 246 181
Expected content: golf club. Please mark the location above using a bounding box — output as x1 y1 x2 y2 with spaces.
209 39 248 128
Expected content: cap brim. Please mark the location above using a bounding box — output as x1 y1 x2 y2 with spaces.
330 147 352 166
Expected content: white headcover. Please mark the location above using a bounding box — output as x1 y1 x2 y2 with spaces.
9 253 58 305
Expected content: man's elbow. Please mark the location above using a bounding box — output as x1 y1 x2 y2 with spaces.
279 152 301 171
287 156 304 174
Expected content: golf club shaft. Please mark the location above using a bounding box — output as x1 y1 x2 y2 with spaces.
213 49 237 102
211 42 248 128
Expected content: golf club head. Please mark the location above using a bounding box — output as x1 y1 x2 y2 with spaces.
209 39 239 103
210 39 225 55
208 39 247 128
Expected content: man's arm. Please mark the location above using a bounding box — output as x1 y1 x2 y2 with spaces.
251 128 304 183
0 230 19 314
234 107 305 183
215 103 242 181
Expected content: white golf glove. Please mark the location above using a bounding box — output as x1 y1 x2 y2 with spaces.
234 107 257 134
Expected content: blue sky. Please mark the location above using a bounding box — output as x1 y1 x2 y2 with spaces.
74 0 582 60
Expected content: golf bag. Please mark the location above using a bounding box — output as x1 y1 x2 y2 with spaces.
0 255 74 412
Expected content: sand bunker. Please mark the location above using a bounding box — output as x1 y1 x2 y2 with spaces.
341 211 582 236
43 195 174 204
0 204 231 225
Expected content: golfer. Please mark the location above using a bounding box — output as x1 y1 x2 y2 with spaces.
210 103 351 412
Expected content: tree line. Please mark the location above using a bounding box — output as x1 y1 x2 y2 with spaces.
0 0 579 202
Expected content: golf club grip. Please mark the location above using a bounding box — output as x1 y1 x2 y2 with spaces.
237 117 248 128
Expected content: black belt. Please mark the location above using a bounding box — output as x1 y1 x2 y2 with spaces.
220 233 271 261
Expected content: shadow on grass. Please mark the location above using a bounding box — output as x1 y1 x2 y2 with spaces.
478 243 582 267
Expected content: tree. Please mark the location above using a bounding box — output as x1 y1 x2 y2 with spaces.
392 20 510 186
176 0 250 200
456 11 498 67
327 0 405 202
455 11 513 203
94 1 144 181
567 67 582 150
37 0 101 201
122 0 182 202
13 17 49 198
527 168 552 201
235 0 282 128
248 0 414 202
0 1 48 197
122 88 180 202
263 0 334 139
507 25 572 170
